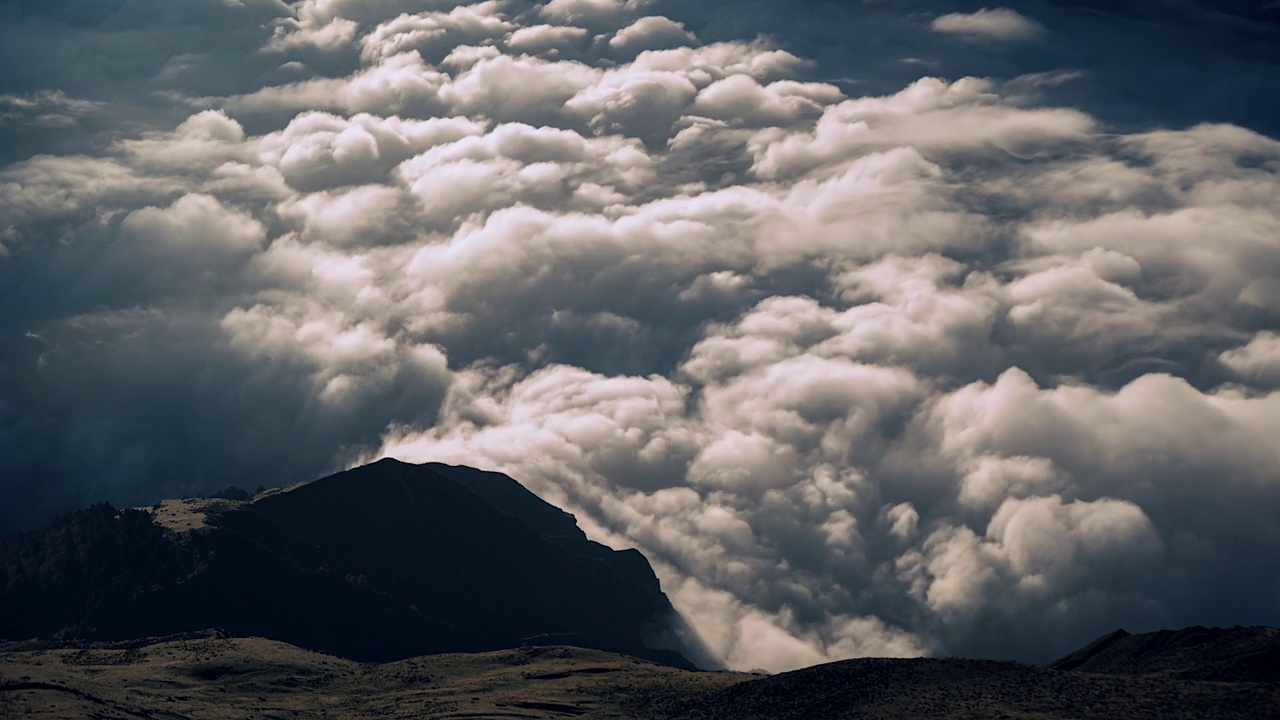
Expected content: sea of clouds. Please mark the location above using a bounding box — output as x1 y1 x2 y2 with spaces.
1 0 1279 670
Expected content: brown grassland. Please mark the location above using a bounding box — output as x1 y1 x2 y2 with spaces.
3 633 1278 720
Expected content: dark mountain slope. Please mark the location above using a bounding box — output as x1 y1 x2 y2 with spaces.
672 655 1280 720
424 462 584 540
1049 625 1280 681
425 462 668 601
0 459 695 668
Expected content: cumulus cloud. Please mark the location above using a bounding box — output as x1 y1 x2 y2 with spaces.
609 15 697 54
932 8 1045 42
1220 332 1280 386
540 0 639 29
506 23 590 54
359 2 515 61
2 0 1279 673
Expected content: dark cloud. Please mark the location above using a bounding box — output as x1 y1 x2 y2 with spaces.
1 0 1278 671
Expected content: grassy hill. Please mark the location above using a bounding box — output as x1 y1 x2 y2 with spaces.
3 628 1278 719
0 635 744 719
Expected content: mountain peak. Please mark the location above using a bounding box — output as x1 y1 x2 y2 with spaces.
0 460 698 669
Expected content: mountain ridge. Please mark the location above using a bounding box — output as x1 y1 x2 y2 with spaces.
0 458 699 669
5 459 1278 719
1048 625 1280 681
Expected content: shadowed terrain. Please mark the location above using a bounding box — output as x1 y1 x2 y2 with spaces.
0 460 698 668
2 627 1277 719
673 655 1279 720
668 625 1280 719
2 461 1278 718
0 634 747 719
1049 625 1280 681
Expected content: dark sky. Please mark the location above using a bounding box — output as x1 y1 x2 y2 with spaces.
1 0 1279 671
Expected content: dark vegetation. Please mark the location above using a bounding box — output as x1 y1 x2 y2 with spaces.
0 459 694 668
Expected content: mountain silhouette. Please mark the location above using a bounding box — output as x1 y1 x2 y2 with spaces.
1049 625 1280 681
0 459 698 668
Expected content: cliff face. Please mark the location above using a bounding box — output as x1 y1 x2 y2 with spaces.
0 458 697 668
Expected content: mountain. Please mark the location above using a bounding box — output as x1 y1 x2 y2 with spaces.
4 459 1277 718
0 458 697 668
1049 625 1280 681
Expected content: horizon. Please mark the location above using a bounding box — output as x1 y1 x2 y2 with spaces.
1 0 1278 674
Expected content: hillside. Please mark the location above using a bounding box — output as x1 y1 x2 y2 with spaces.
0 634 747 720
0 459 696 668
3 630 1278 720
1049 625 1280 681
3 459 1278 719
671 653 1280 720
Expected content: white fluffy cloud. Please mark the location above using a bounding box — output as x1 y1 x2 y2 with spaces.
932 8 1044 42
609 15 696 53
2 0 1279 673
360 2 515 61
506 23 590 54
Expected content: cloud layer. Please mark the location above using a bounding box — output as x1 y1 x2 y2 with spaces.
2 0 1279 671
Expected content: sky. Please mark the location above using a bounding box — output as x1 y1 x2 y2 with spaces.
2 0 1279 672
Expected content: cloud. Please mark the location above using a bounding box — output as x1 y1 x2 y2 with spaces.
931 8 1045 42
506 23 590 54
257 111 484 191
2 0 1280 675
540 0 638 29
750 76 1095 179
609 15 697 54
224 51 452 117
359 3 515 62
266 16 360 54
440 53 602 122
1220 332 1280 387
898 494 1162 621
0 90 102 128
690 75 840 127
